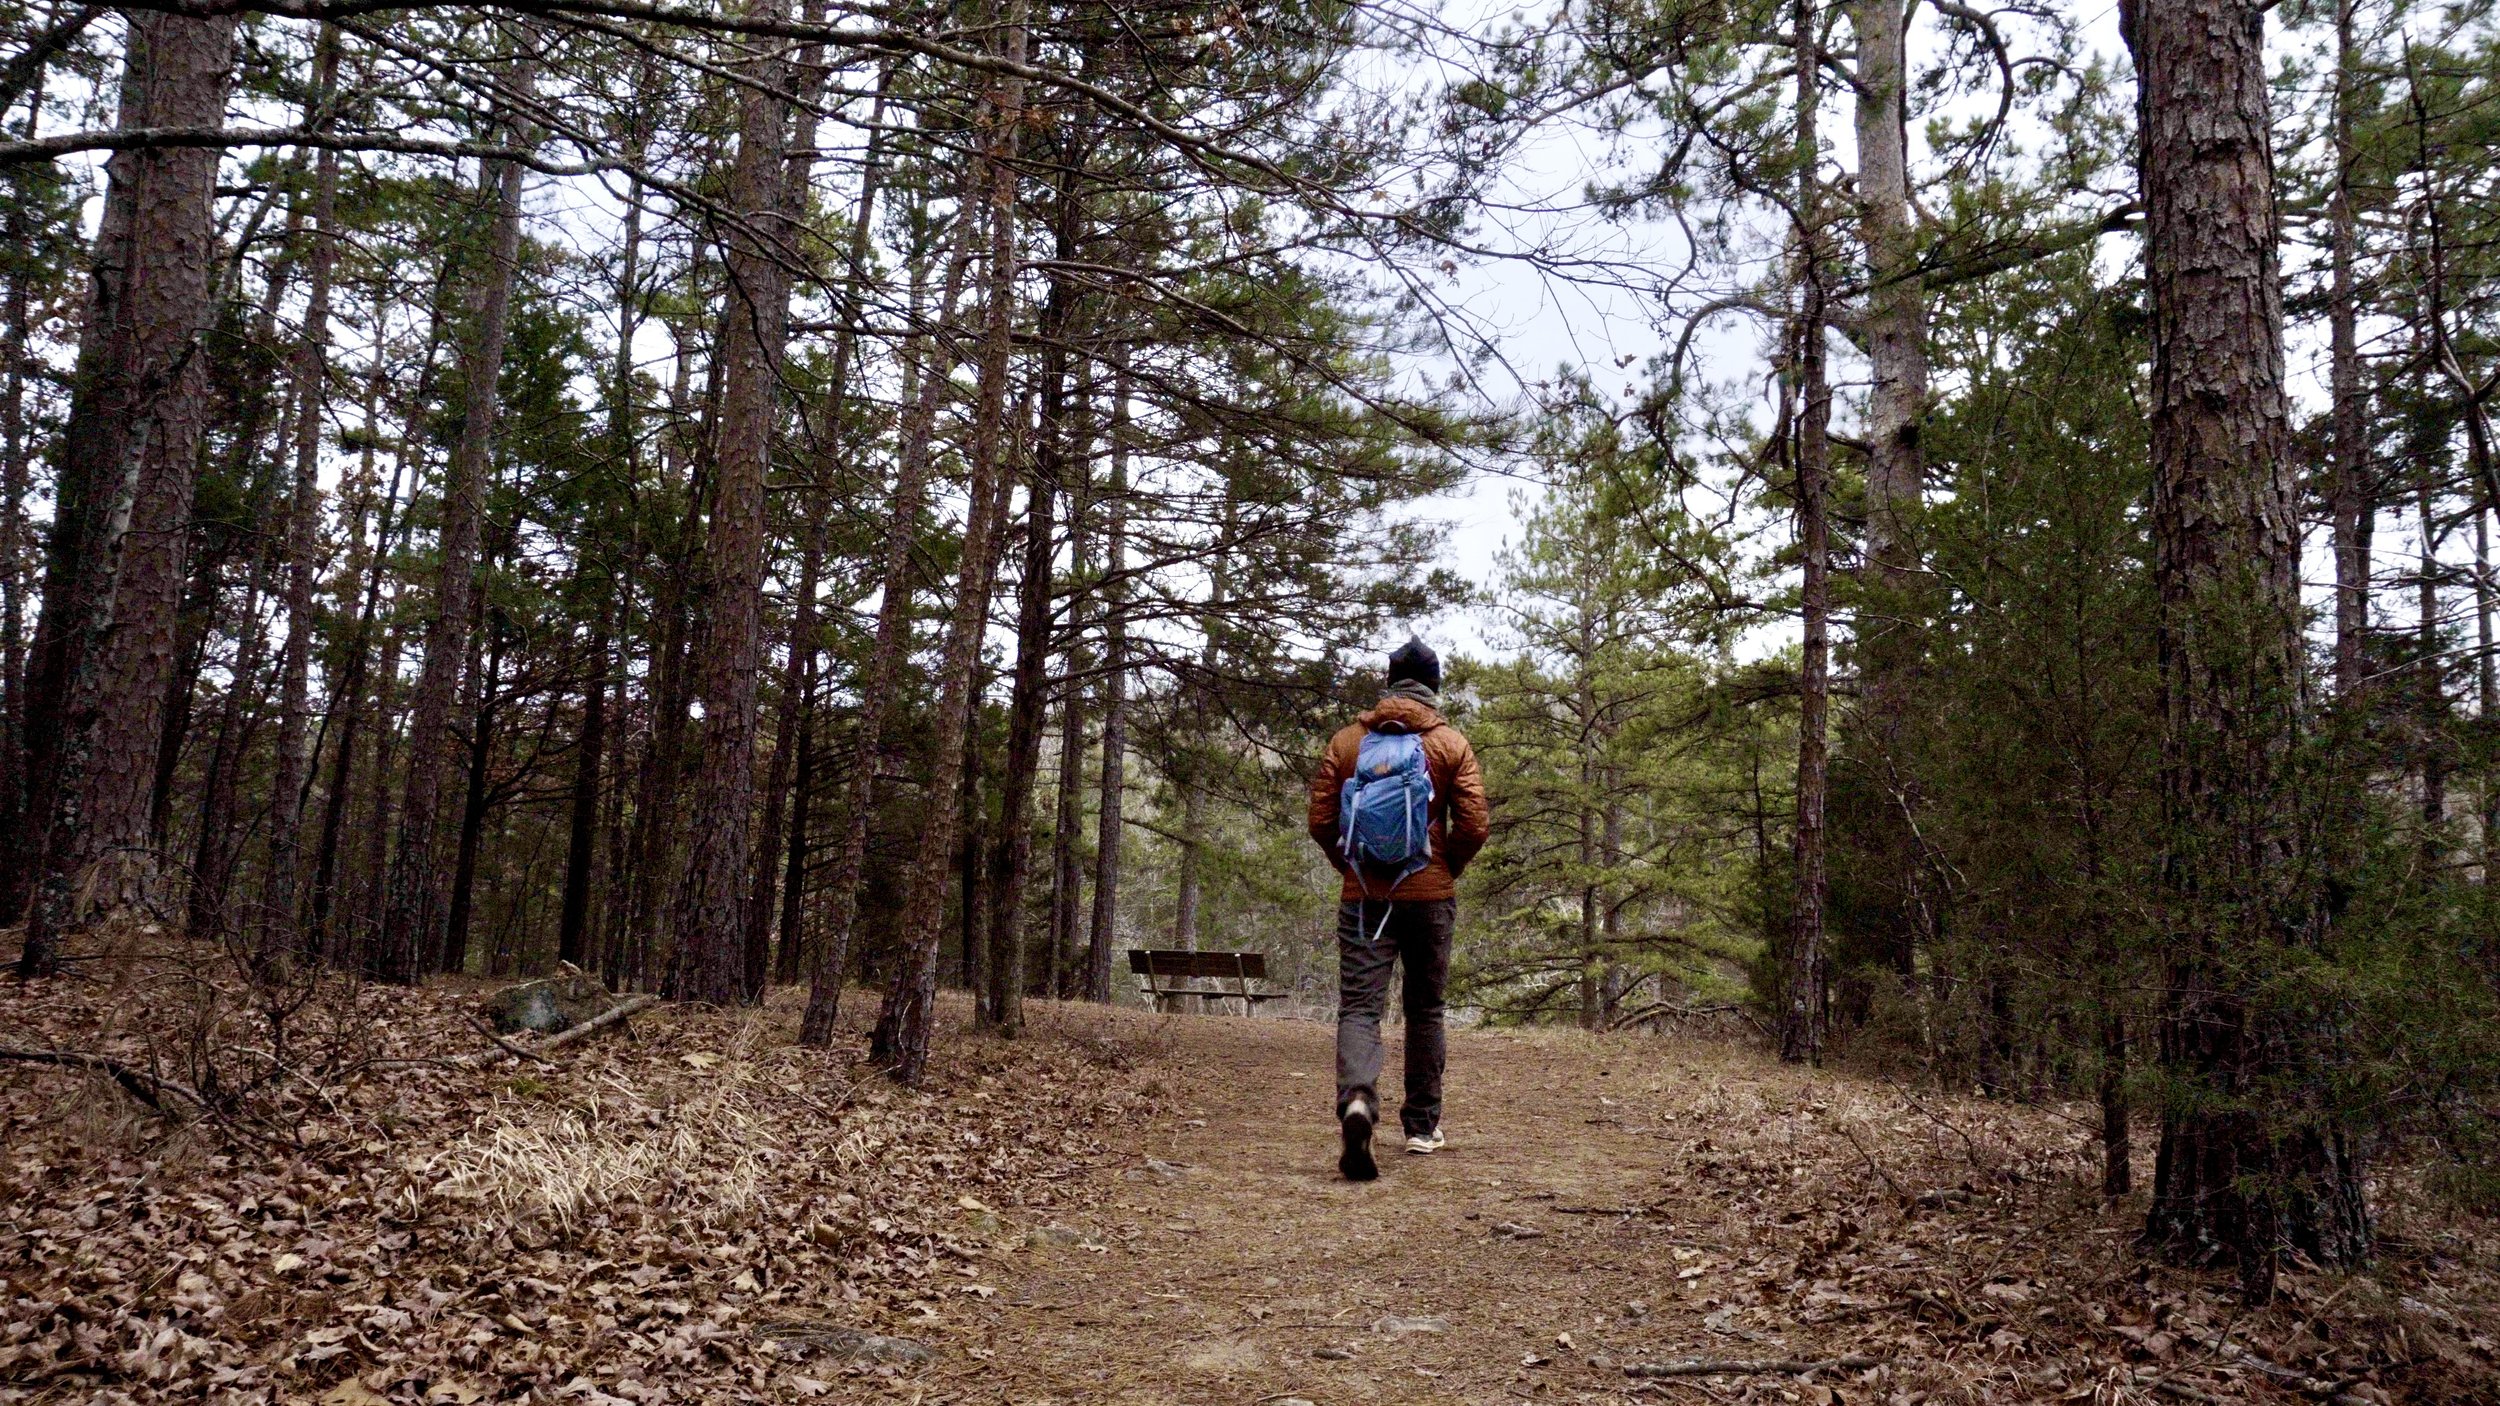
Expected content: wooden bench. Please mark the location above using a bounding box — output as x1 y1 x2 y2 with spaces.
1127 950 1290 1015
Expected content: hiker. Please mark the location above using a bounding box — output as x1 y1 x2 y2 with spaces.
1307 636 1490 1180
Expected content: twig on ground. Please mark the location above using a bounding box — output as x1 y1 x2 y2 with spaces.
1624 1355 1885 1379
1836 1120 1911 1201
537 995 660 1053
1610 1002 1742 1030
1896 1085 1998 1175
468 1016 555 1065
0 1044 209 1114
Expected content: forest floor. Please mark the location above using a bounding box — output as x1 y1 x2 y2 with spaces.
6 958 2500 1405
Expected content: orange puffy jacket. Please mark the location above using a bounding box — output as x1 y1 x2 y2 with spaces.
1306 695 1489 902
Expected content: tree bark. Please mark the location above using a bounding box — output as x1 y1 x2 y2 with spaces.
1779 0 1833 1064
872 6 1031 1083
561 115 646 978
983 150 1090 1035
377 80 532 984
665 8 797 1008
559 596 610 969
2327 0 2371 701
1847 0 1929 982
1172 510 1227 956
798 147 981 1047
187 534 275 943
1086 355 1131 1005
1577 635 1600 1033
19 9 238 974
0 82 43 922
958 681 990 997
2415 467 2445 848
1852 0 1923 603
440 613 501 975
620 304 711 992
774 665 816 985
1047 378 1095 999
259 28 345 959
2481 508 2498 881
318 276 439 964
749 56 879 996
165 210 301 891
2127 0 2368 1296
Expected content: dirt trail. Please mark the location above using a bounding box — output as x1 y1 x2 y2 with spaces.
932 1011 1872 1406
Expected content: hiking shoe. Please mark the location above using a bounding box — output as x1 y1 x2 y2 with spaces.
1405 1128 1445 1155
1339 1099 1379 1181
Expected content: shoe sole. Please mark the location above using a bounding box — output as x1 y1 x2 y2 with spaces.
1406 1142 1441 1155
1340 1109 1378 1181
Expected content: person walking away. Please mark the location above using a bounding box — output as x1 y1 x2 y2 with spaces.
1307 637 1489 1180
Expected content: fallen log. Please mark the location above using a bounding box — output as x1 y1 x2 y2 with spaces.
1624 1355 1884 1380
0 1045 209 1114
468 1016 554 1065
535 994 659 1053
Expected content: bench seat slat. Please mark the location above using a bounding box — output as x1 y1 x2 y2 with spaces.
1126 949 1269 980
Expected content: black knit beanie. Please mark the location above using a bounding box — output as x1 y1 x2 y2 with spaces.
1386 636 1441 692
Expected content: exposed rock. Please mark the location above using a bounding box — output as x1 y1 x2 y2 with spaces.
754 1318 931 1365
1373 1315 1450 1336
1026 1223 1105 1251
479 971 617 1035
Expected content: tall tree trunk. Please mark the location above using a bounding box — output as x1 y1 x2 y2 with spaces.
574 66 654 984
19 9 239 975
1780 0 1833 1064
666 10 797 1007
441 614 502 974
1600 792 1624 1024
751 59 882 995
1086 356 1131 1005
1848 0 1929 982
872 6 1031 1084
160 223 300 870
621 315 710 992
798 155 981 1047
2127 0 2368 1297
958 682 990 995
2480 508 2498 881
0 84 44 922
2328 0 2371 701
187 544 274 941
148 547 226 847
1047 383 1095 1000
559 597 610 968
1171 512 1227 955
982 435 1057 1031
317 278 440 963
1852 0 1921 582
259 28 345 958
380 79 532 985
351 615 405 963
1047 657 1087 998
984 152 1090 1035
2417 468 2446 848
775 666 816 984
601 578 638 988
1577 646 1601 1033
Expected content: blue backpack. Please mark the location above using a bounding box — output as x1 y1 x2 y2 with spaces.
1339 730 1436 895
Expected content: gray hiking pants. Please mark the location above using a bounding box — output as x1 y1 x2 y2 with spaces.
1335 898 1455 1138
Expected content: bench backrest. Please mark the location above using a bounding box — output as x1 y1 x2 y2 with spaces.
1127 949 1269 981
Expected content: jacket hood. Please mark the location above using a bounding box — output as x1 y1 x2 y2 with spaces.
1358 695 1445 734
